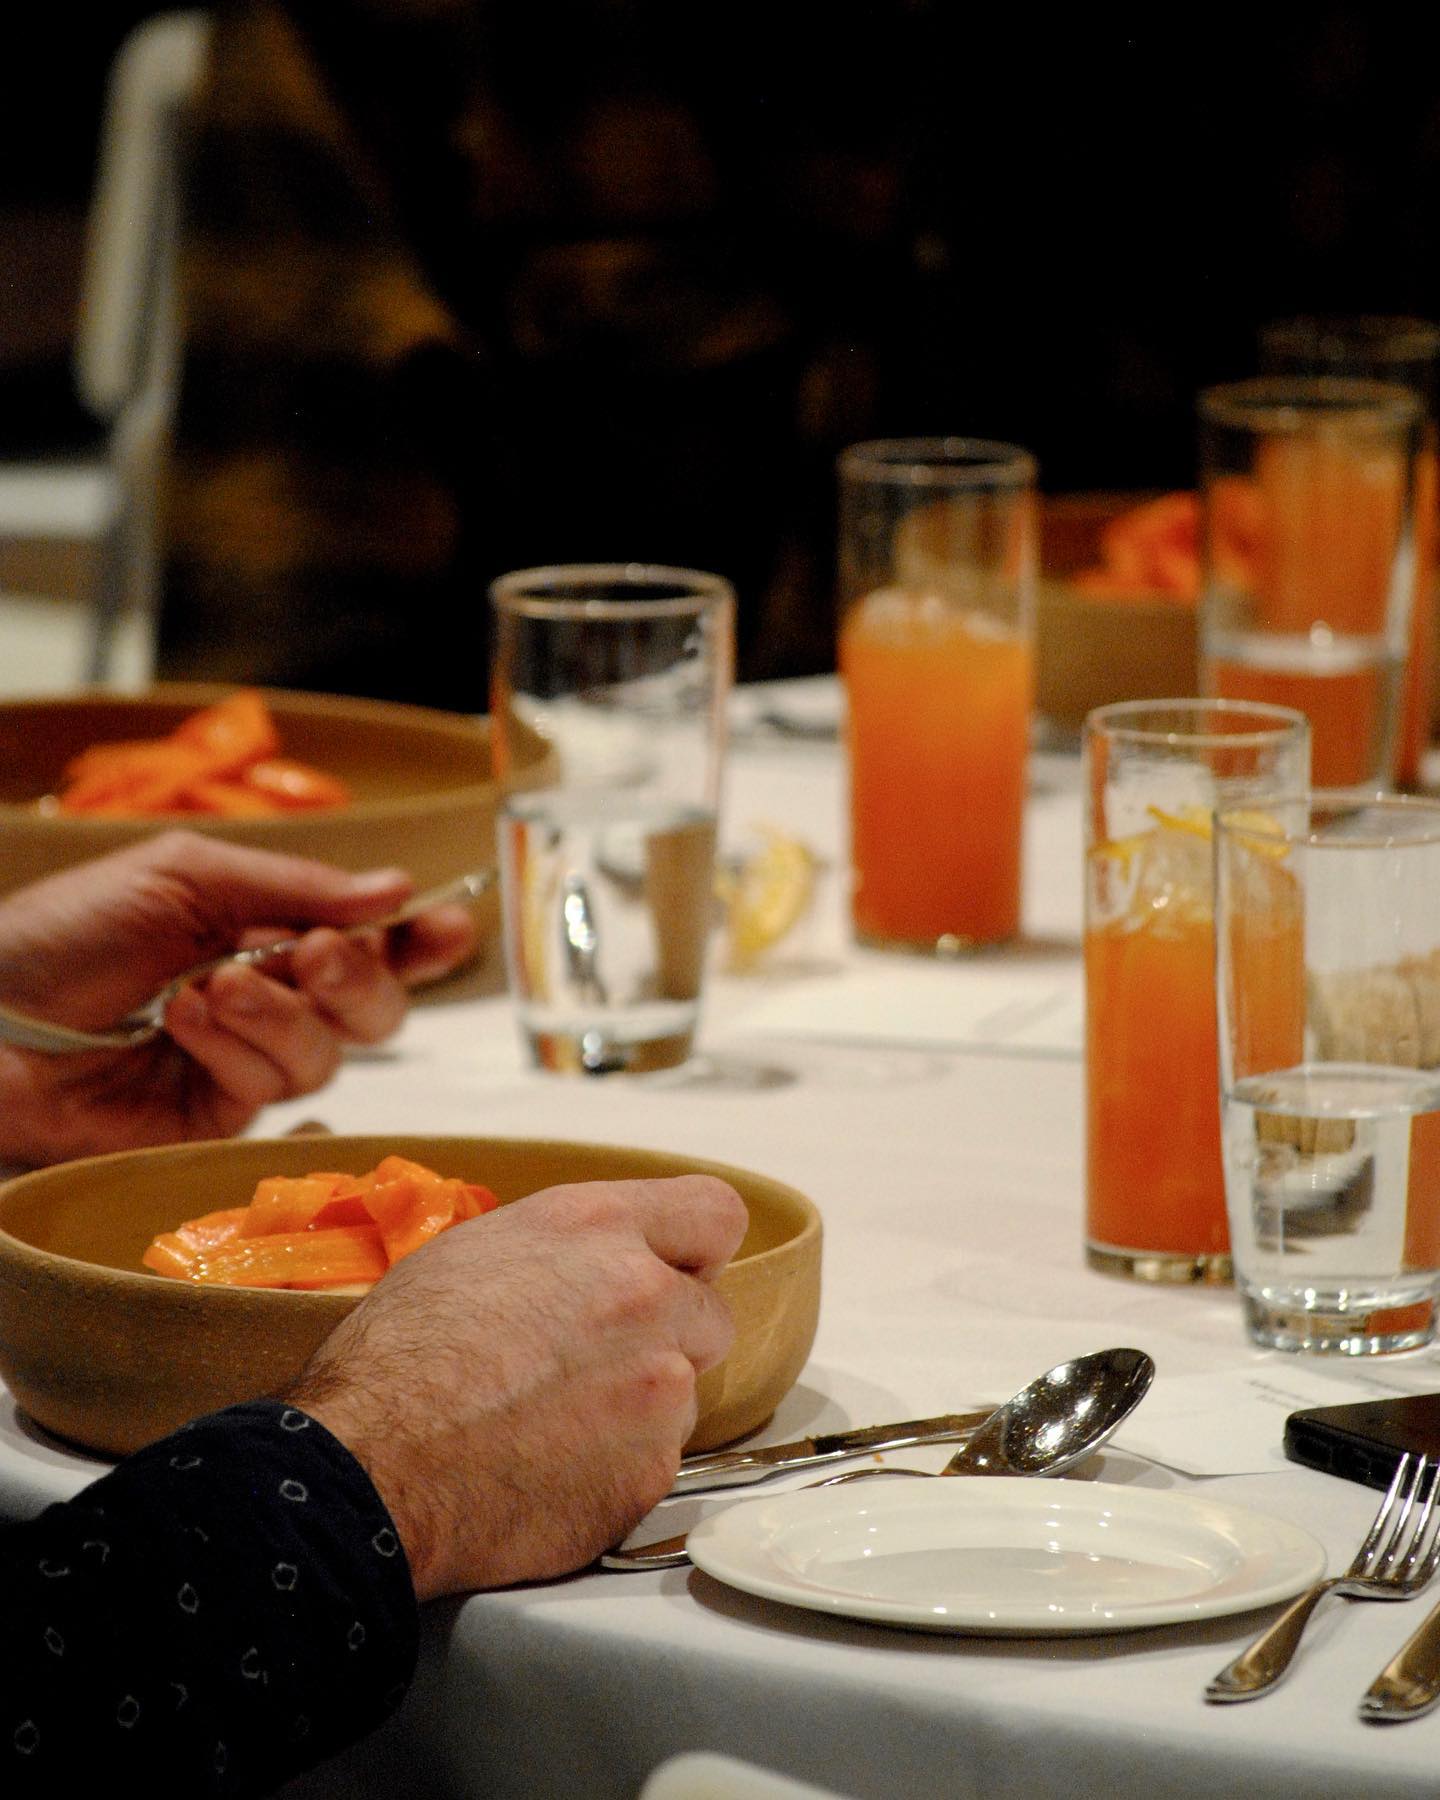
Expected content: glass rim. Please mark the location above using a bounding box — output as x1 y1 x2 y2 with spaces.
1216 790 1440 850
1197 376 1423 433
1084 697 1310 751
488 563 736 622
1261 314 1440 365
838 437 1037 489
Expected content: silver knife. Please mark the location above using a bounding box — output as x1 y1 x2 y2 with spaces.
670 1408 991 1496
1361 1594 1440 1720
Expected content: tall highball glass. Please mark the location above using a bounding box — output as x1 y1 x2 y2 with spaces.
1198 377 1424 790
490 564 734 1075
1217 794 1440 1354
839 438 1036 953
1084 699 1309 1283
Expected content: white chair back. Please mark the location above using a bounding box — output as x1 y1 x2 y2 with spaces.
77 10 211 681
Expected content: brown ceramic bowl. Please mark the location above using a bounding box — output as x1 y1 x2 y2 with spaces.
0 683 501 900
0 1134 822 1459
1037 492 1199 731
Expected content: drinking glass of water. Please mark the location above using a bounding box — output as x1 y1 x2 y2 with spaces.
489 564 734 1075
1216 793 1440 1354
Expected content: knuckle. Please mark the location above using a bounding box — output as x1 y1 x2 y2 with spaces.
635 1347 697 1418
536 1183 628 1236
604 1251 675 1327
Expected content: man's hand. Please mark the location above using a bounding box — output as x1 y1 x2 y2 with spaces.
288 1175 748 1600
0 830 478 1165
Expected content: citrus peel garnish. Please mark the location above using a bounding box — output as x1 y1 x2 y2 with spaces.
719 827 819 971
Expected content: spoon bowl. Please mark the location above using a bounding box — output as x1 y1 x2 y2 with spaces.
817 1345 1155 1485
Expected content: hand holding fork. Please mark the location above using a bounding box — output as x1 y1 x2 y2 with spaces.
1207 1454 1440 1703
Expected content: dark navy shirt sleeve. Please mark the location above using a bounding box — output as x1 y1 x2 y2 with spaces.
0 1399 420 1797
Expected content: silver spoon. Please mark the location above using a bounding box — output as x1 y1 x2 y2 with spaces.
601 1345 1155 1570
0 867 496 1055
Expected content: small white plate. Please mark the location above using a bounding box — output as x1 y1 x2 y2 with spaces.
685 1478 1326 1636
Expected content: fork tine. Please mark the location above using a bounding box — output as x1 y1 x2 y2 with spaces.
1356 1455 1414 1576
1400 1458 1440 1585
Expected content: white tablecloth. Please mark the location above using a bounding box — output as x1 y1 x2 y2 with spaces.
5 688 1440 1798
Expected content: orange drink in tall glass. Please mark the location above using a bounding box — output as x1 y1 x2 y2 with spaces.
1083 701 1309 1283
838 439 1036 952
1198 379 1423 790
1259 317 1440 787
842 597 1032 947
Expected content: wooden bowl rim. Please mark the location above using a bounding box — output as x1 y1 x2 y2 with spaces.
0 1132 822 1304
0 682 496 829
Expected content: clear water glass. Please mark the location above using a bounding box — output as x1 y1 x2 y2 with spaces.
1217 793 1440 1353
490 564 734 1074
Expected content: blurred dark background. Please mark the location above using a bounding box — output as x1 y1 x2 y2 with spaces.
7 6 1438 478
4 5 1439 693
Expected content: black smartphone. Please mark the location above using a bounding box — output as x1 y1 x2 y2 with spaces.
1284 1393 1440 1491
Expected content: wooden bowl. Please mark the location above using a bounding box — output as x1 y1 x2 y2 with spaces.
0 683 500 900
0 1134 822 1458
1037 493 1199 730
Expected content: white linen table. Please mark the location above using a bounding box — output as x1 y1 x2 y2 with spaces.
5 683 1440 1799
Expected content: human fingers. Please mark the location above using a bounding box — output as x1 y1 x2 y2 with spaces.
239 908 476 993
286 928 410 1043
385 905 482 986
534 1175 748 1281
664 1268 736 1378
143 830 415 935
165 967 342 1106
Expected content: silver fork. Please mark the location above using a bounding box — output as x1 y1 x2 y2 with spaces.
1206 1454 1440 1703
0 867 495 1055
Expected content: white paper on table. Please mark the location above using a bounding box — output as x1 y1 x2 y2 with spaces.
1113 1360 1440 1477
730 964 1084 1058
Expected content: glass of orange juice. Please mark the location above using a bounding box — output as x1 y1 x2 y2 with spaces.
1084 699 1309 1283
1198 377 1424 790
1217 793 1440 1354
1259 318 1440 790
838 438 1036 953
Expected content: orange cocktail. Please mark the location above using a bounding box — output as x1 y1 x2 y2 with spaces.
1205 655 1388 789
842 592 1033 948
1086 814 1305 1272
1199 382 1422 791
1082 700 1310 1283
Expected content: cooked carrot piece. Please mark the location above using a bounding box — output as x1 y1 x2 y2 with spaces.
176 779 282 818
245 1173 368 1237
57 742 214 814
363 1173 465 1263
156 1224 389 1288
54 691 347 818
172 689 280 772
370 1155 446 1186
308 1192 378 1229
242 758 353 810
143 1160 499 1288
143 1235 205 1280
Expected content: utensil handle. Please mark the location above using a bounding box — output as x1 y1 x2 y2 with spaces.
1360 1594 1440 1720
600 1534 692 1571
1205 1579 1339 1702
671 1411 989 1494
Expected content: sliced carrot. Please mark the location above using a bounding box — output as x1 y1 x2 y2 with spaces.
172 689 280 772
363 1172 463 1263
244 1173 368 1237
155 1224 389 1288
58 741 215 814
54 690 346 818
143 1160 499 1288
242 758 353 810
174 778 283 818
